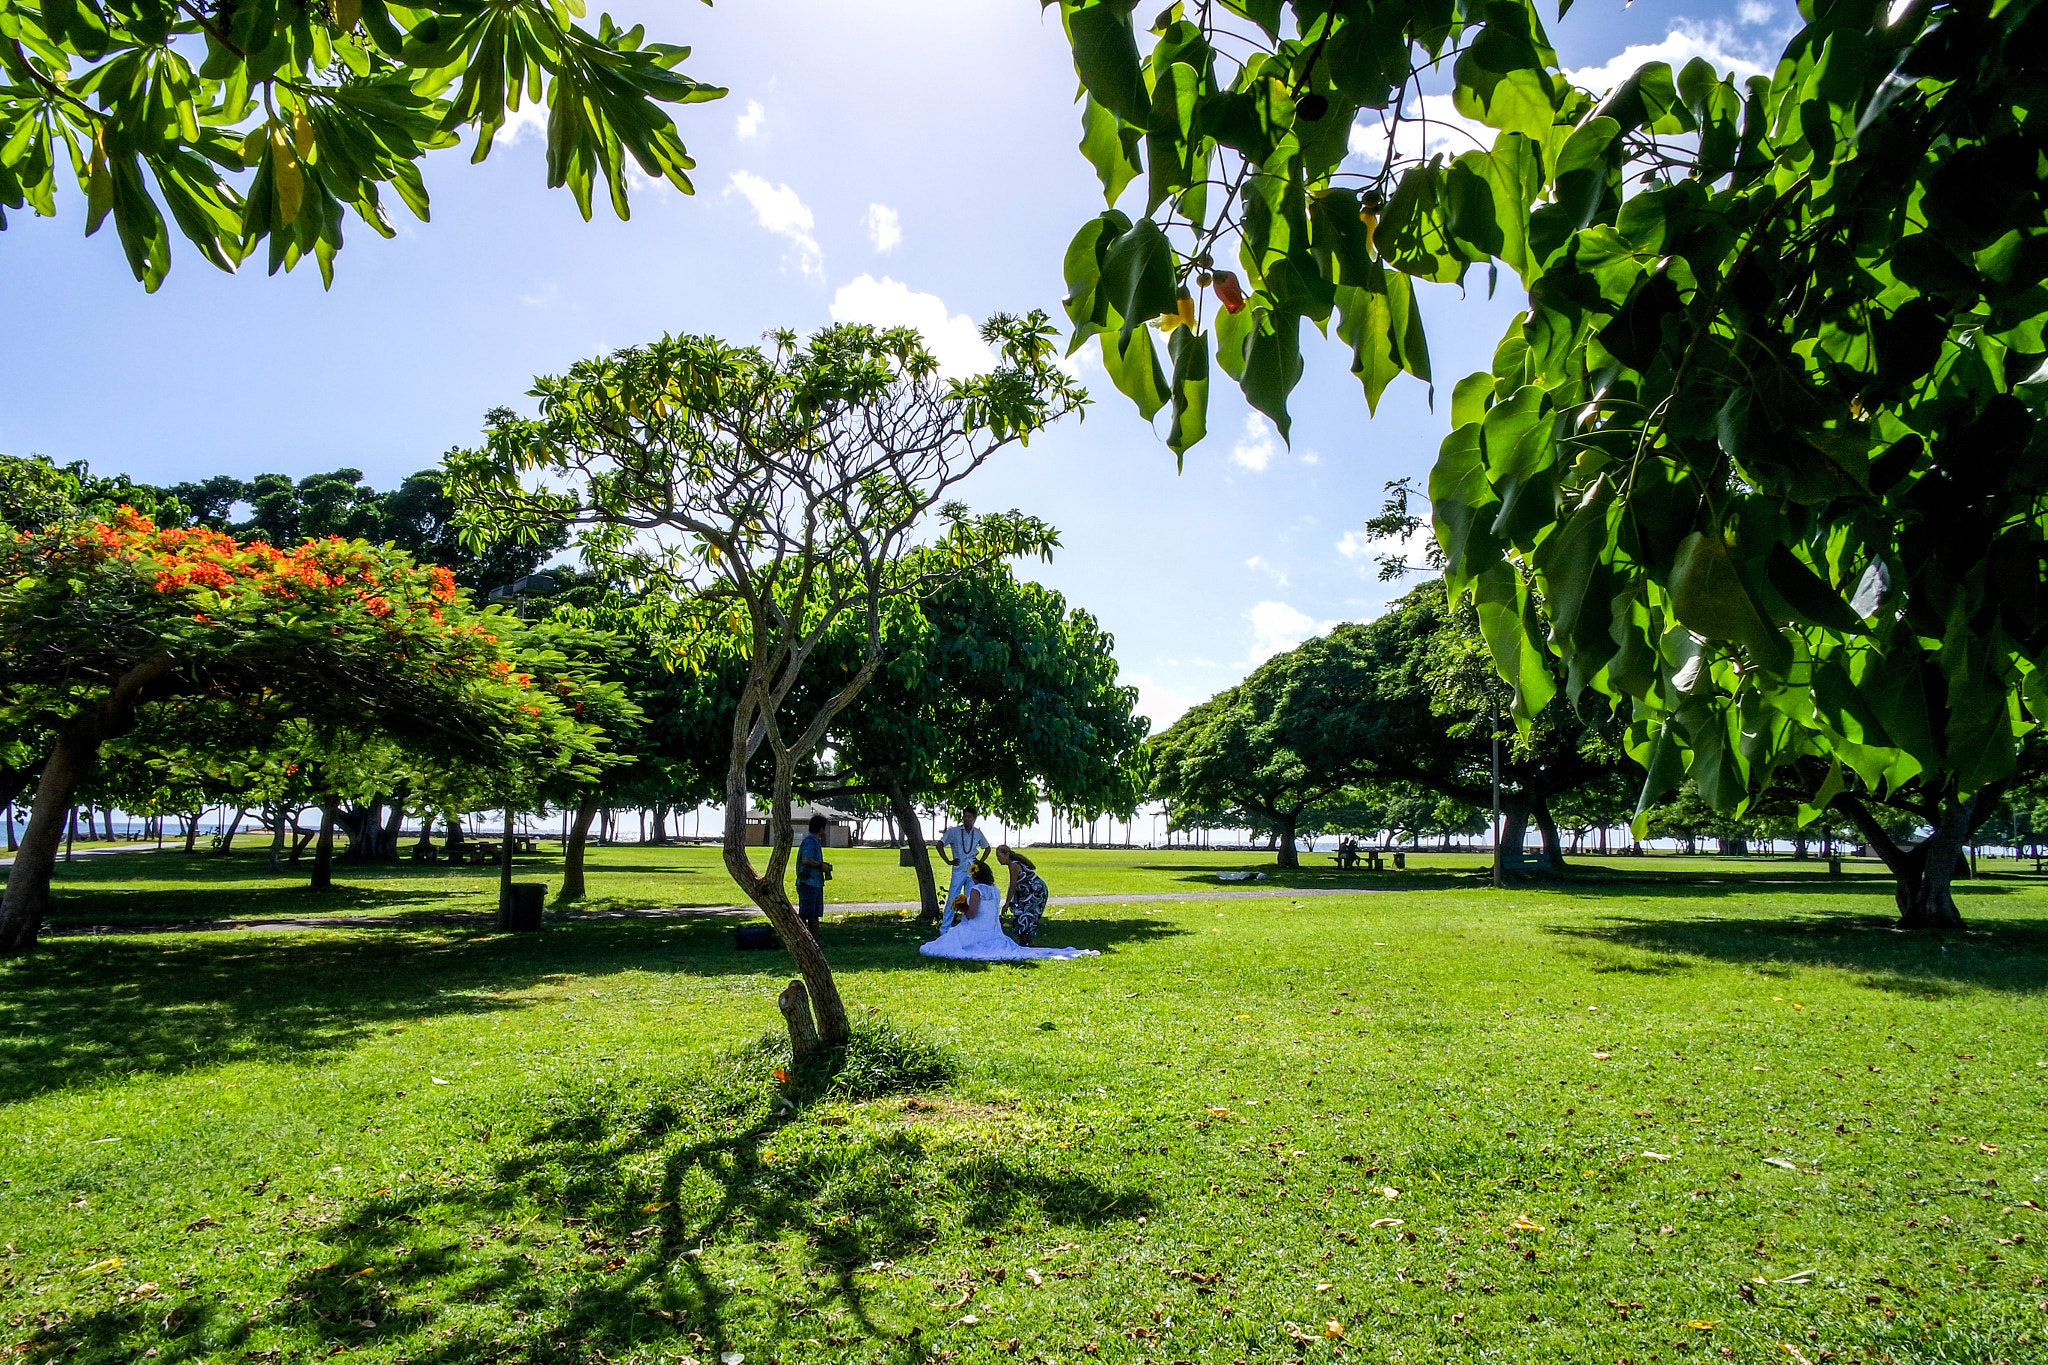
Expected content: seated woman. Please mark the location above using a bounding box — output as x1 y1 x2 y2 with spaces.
918 862 1096 962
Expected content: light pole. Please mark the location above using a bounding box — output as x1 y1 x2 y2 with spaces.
1491 697 1504 889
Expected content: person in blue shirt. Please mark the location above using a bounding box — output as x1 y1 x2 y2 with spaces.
796 814 831 933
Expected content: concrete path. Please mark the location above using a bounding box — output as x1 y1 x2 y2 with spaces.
44 885 1375 938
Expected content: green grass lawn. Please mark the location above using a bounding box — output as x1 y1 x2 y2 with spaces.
2 851 2044 1364
18 840 1939 929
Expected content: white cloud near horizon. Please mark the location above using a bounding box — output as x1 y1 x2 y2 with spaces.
1565 24 1768 92
1246 600 1336 663
735 99 766 140
726 171 822 277
1232 412 1280 472
828 275 993 377
865 203 902 253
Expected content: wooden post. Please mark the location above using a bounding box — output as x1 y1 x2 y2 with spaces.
777 978 821 1061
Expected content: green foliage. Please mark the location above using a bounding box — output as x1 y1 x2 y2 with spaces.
1046 0 2048 854
0 0 724 289
748 1014 960 1104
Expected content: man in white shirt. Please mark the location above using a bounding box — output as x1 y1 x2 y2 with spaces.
938 805 990 928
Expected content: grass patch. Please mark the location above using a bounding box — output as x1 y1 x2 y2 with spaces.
2 853 2046 1362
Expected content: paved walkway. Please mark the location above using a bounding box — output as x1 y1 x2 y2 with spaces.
44 886 1374 938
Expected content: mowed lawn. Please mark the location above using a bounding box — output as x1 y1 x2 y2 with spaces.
1 850 2044 1364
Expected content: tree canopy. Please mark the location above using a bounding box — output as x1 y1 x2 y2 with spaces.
0 507 600 950
1047 0 2047 925
1 0 724 288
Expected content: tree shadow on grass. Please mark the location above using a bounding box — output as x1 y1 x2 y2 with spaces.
138 1069 1153 1364
0 912 1185 1107
1544 909 2048 995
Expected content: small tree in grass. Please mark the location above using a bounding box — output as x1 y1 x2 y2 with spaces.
451 316 1085 1055
0 511 590 952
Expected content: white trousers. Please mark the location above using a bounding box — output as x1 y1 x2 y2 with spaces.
941 861 975 928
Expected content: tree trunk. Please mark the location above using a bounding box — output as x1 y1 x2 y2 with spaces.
0 733 96 953
181 813 199 853
1837 786 1990 930
4 804 15 854
887 778 943 924
267 801 289 873
310 799 338 891
1273 810 1300 868
214 805 249 855
651 804 669 845
445 812 465 855
382 801 405 858
778 978 822 1062
413 809 436 858
722 761 851 1049
1498 800 1531 874
1532 798 1566 872
560 792 601 899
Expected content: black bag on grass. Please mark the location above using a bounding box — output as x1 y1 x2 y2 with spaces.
735 924 783 951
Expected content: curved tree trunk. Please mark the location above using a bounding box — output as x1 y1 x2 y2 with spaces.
0 655 175 954
886 778 942 923
1498 800 1532 875
1837 787 1988 930
267 802 289 873
310 799 338 891
214 805 250 855
559 792 601 899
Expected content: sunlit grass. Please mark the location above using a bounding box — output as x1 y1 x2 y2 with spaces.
2 852 2044 1362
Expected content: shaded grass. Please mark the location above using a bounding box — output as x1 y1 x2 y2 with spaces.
2 857 2045 1363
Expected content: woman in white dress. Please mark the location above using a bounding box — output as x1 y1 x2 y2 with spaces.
918 863 1098 961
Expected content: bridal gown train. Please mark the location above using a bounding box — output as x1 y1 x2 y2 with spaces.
918 885 1097 962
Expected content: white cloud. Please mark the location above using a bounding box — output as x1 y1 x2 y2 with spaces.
735 99 766 140
829 275 993 378
865 203 902 253
1350 95 1494 166
1232 412 1280 472
1566 25 1768 93
1301 451 1321 465
726 171 822 277
1245 555 1289 587
1246 600 1336 663
1737 0 1775 24
1125 671 1197 732
496 99 548 146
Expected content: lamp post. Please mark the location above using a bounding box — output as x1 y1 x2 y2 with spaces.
1491 698 1504 889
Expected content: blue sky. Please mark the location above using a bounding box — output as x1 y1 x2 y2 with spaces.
2 0 1790 745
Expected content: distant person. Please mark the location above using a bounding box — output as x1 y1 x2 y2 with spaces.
796 814 831 934
937 805 990 928
995 844 1050 945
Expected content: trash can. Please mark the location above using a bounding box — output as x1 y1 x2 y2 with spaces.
1393 851 1406 870
1827 857 1843 876
898 847 919 867
501 882 547 931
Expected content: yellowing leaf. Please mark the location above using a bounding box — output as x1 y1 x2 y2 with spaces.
1591 1052 1612 1060
270 122 304 226
1368 1217 1403 1228
1512 1216 1545 1232
1689 1320 1719 1330
1378 1186 1401 1199
1324 1320 1346 1338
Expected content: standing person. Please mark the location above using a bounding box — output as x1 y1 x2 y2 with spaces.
937 805 990 928
796 814 831 935
995 845 1050 945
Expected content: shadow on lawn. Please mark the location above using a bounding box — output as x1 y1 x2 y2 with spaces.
1546 907 2048 995
24 1066 1156 1365
0 913 1184 1106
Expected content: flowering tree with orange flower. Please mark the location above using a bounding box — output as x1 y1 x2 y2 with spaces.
0 509 599 953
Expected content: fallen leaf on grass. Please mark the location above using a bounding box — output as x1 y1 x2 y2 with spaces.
1763 1157 1798 1171
1688 1320 1718 1330
1980 1143 2000 1154
1369 1218 1403 1229
958 1314 980 1326
642 1201 671 1213
1324 1320 1346 1338
1511 1217 1545 1232
1206 1107 1232 1117
1023 1268 1042 1287
431 1078 450 1086
1591 1052 1611 1060
1378 1187 1402 1200
1640 1151 1674 1161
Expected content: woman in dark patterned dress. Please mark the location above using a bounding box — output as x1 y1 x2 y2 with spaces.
995 845 1050 945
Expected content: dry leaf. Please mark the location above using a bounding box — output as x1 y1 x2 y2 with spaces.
1369 1218 1403 1229
1324 1320 1346 1338
1640 1150 1674 1161
1512 1217 1545 1232
1688 1320 1719 1330
1591 1052 1612 1060
1378 1186 1401 1199
1024 1268 1042 1286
